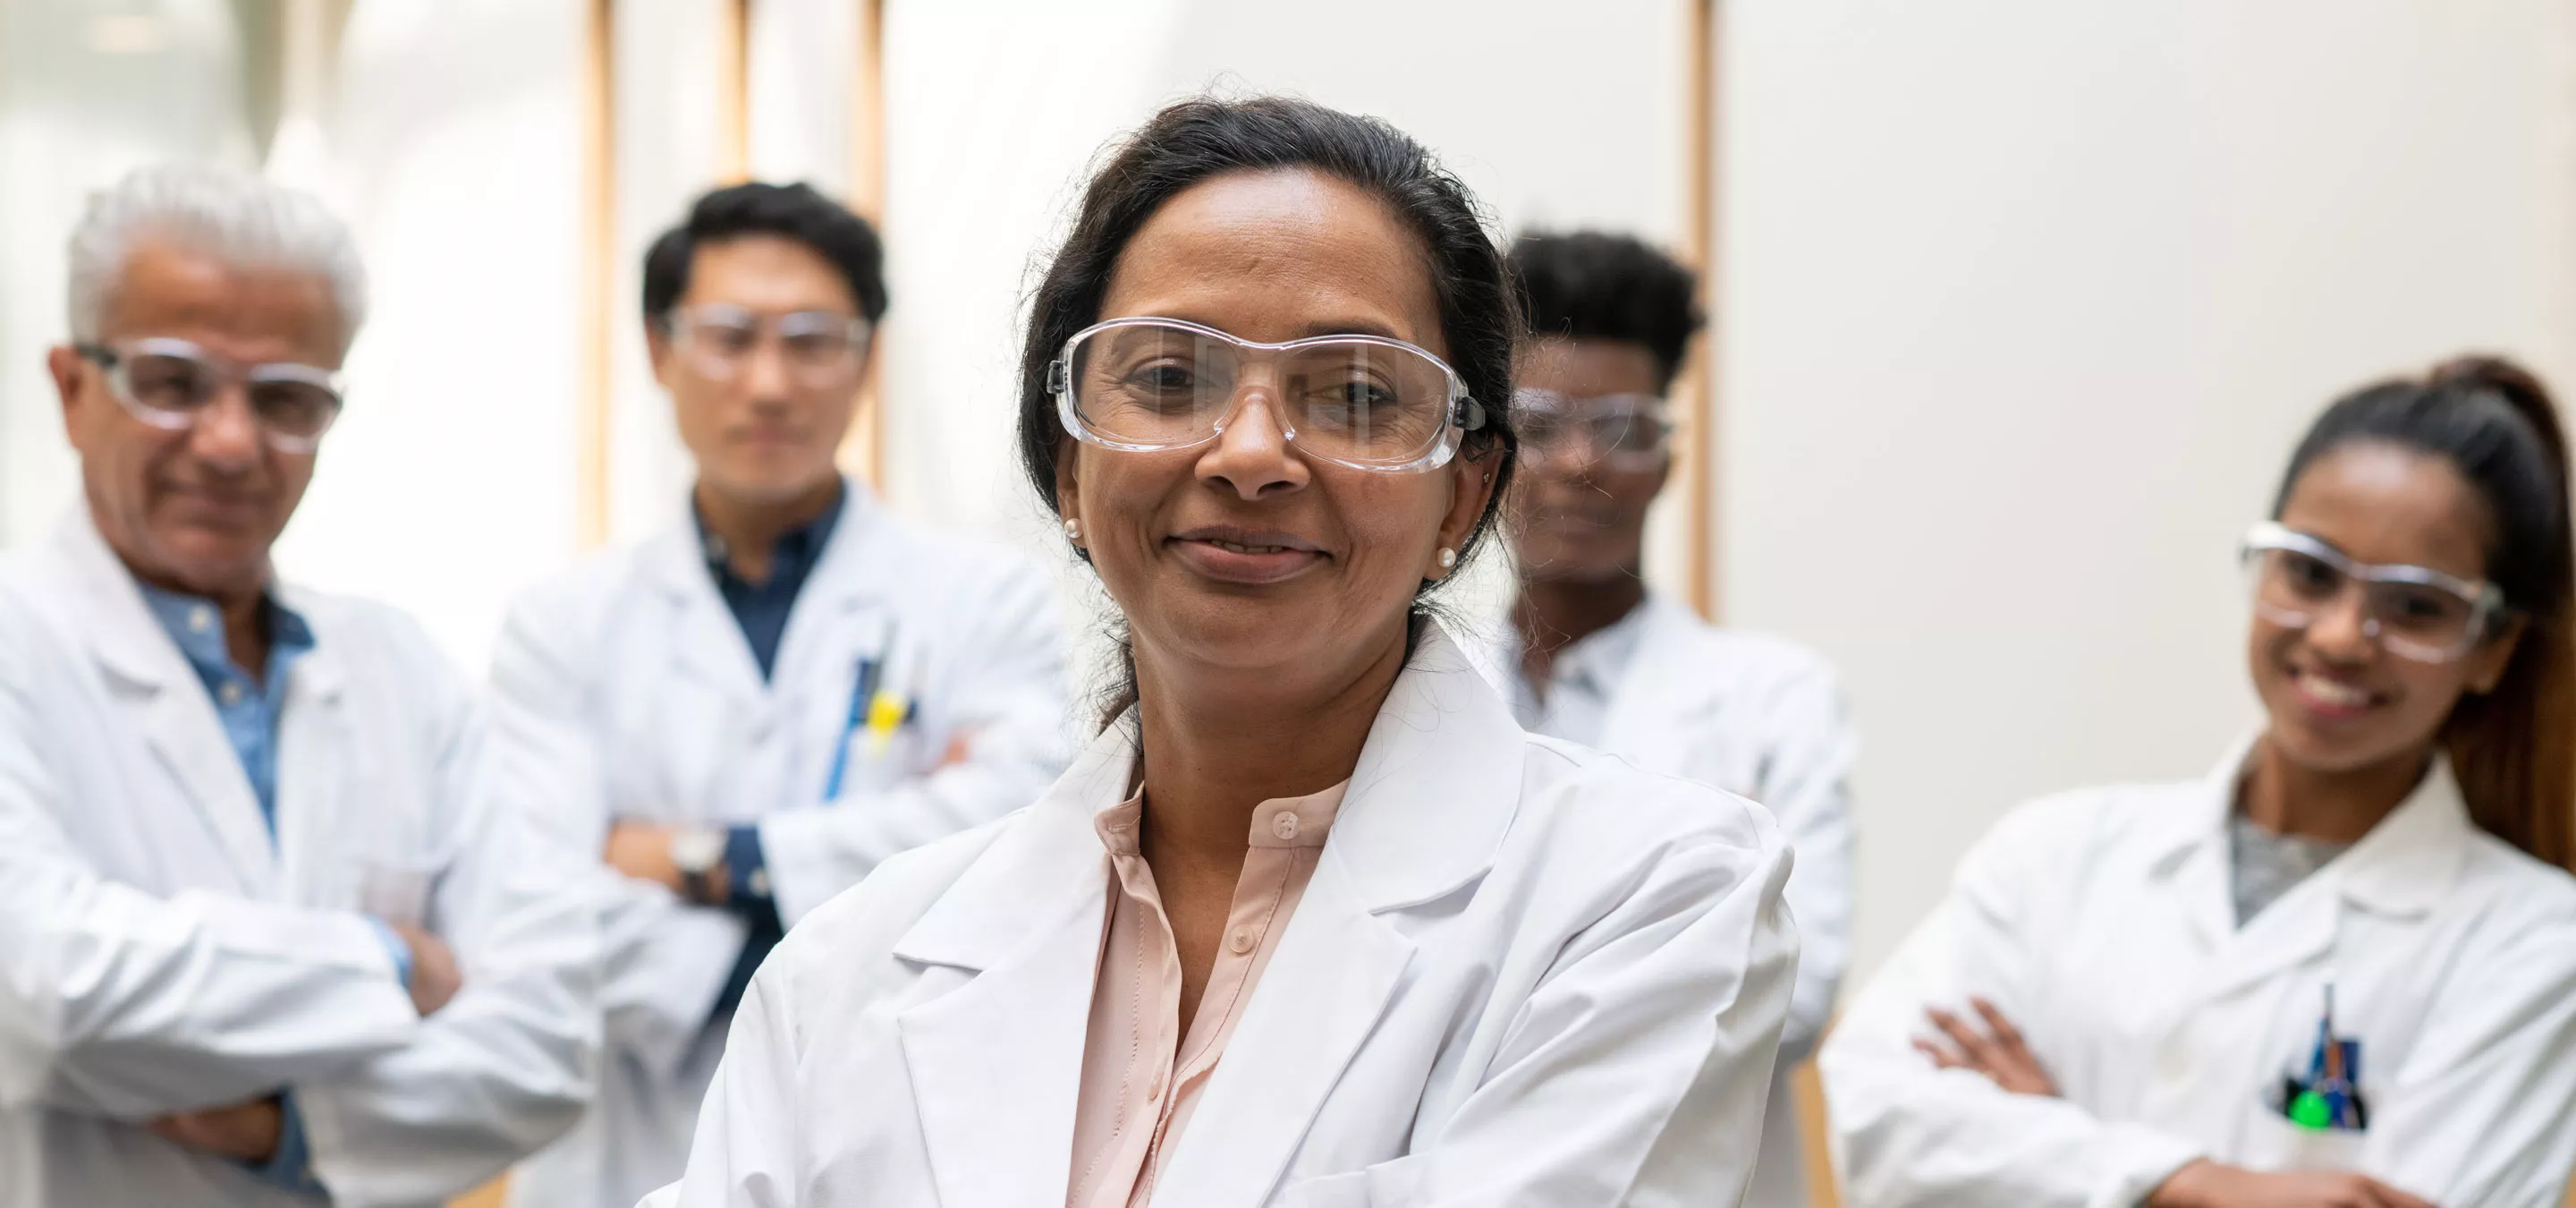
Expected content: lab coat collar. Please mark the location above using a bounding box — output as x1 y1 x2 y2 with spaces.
646 477 890 697
894 618 1520 964
2154 736 2475 1002
1596 592 1718 762
889 619 1518 1207
2157 736 2473 918
42 508 284 891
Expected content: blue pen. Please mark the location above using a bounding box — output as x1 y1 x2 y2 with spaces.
820 653 883 802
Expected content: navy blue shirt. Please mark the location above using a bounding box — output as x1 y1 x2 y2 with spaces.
693 484 847 1017
696 489 845 682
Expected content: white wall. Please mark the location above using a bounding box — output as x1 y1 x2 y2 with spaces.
272 0 584 669
0 0 249 541
874 0 1694 579
1718 0 2576 984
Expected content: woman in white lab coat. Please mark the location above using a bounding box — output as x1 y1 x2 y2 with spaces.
1495 231 1855 1208
1823 356 2576 1208
644 95 1800 1207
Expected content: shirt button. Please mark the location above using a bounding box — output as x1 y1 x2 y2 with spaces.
216 681 243 706
1228 927 1256 955
1271 812 1301 841
189 607 215 634
1146 1070 1165 1102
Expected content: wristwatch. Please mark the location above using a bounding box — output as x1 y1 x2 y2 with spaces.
668 826 726 906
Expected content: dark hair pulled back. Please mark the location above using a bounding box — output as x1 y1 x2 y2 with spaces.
2275 355 2576 867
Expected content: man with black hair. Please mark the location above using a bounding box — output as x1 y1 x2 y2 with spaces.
1498 230 1856 1208
489 182 1072 1208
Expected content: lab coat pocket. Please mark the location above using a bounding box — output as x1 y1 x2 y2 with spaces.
2244 1109 2368 1173
1275 1153 1428 1207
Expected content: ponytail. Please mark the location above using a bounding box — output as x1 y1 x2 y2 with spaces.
2276 355 2576 869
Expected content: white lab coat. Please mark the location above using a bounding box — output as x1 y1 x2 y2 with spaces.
1822 743 2576 1208
1488 593 1854 1208
640 620 1800 1208
0 511 601 1207
489 481 1072 1208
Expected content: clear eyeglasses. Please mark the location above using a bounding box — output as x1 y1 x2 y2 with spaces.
75 337 343 454
665 303 873 389
1513 388 1674 472
1047 317 1487 472
2240 521 2508 663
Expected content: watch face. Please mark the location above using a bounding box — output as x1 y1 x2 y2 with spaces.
669 829 725 874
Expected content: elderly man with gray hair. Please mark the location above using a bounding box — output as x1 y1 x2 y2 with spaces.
0 164 600 1204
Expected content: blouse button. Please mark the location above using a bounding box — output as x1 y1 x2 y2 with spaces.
1228 926 1256 955
1146 1069 1165 1102
1271 812 1301 841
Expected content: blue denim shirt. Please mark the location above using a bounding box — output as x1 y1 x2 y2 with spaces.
135 583 338 1193
135 585 314 825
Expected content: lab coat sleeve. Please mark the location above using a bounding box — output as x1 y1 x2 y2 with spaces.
638 960 806 1208
1749 658 1856 1062
1820 799 2202 1208
0 614 419 1119
487 588 750 1079
1408 833 1801 1208
757 560 1070 924
294 642 602 1207
2364 907 2576 1206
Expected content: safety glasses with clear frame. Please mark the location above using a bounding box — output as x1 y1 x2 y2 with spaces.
663 303 874 389
1513 388 1674 472
1047 317 1487 472
75 337 343 454
2240 520 2509 664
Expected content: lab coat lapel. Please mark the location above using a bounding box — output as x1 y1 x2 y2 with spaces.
1154 622 1521 1204
893 725 1131 1208
2148 750 2244 961
774 479 891 669
2183 744 2470 1005
1597 595 1710 771
47 513 278 894
271 630 349 900
1150 854 1414 1205
644 525 766 705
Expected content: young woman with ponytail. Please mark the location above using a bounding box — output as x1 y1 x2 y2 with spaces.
1824 356 2576 1208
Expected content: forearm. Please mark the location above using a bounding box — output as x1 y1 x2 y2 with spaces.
1823 1026 2199 1206
295 904 600 1204
761 726 1061 923
0 878 418 1117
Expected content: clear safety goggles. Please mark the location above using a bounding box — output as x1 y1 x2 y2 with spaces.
2241 521 2508 664
1513 388 1674 472
75 336 343 454
664 303 873 389
1047 317 1487 473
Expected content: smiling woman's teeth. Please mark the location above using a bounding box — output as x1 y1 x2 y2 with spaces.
1209 539 1290 555
2300 671 2370 708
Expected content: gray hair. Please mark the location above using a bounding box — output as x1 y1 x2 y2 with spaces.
66 164 368 353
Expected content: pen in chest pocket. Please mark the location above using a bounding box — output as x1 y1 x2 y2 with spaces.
2281 980 2368 1132
821 625 914 801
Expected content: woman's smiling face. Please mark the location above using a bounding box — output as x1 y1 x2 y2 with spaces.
2252 440 2523 775
1055 167 1496 686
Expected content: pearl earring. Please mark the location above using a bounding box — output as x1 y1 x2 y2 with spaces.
1437 547 1457 570
1063 518 1080 542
